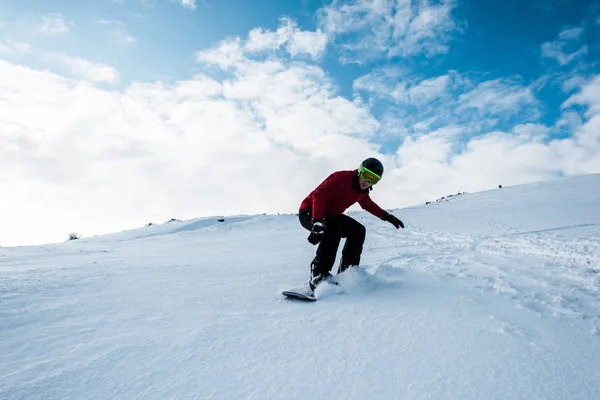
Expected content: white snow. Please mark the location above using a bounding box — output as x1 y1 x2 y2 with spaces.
1 174 600 399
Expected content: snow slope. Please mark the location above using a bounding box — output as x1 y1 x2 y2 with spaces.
1 174 600 400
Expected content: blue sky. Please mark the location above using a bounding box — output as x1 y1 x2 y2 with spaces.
1 0 600 245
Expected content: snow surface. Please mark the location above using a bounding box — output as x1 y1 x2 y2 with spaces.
1 174 600 400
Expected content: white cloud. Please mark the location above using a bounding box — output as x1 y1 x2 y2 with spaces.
178 0 197 10
0 41 119 84
39 13 70 35
353 67 404 101
244 18 327 60
541 42 587 66
552 109 583 144
354 67 453 103
45 53 120 84
196 37 245 69
196 19 327 69
352 69 592 206
397 126 461 166
457 79 536 116
563 75 600 115
552 77 600 173
541 26 588 66
246 26 290 52
561 74 585 93
355 70 453 106
391 126 560 203
318 0 459 62
0 51 378 246
407 75 451 106
388 75 600 203
511 123 549 141
558 27 583 40
391 125 592 206
287 28 328 59
534 24 592 95
354 70 537 133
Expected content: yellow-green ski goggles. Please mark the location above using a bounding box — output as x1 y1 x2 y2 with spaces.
358 165 381 185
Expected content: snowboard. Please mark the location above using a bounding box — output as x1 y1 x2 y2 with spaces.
282 290 317 302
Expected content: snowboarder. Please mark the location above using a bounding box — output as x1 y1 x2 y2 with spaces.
299 157 404 291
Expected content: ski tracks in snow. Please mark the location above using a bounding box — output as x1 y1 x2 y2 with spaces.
366 222 600 335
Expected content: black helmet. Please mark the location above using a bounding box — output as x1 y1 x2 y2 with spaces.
360 157 384 177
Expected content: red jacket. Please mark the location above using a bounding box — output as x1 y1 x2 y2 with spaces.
300 170 387 220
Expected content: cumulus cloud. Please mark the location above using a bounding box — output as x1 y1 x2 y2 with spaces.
390 126 559 204
354 70 538 134
350 63 600 206
386 74 600 204
196 37 245 70
217 18 328 62
287 28 328 59
318 0 460 62
0 43 377 245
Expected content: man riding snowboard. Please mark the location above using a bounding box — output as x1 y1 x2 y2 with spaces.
299 157 404 291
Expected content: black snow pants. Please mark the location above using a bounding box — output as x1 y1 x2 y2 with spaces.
299 208 366 275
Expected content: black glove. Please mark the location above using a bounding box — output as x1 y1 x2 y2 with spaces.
382 212 404 229
307 219 327 245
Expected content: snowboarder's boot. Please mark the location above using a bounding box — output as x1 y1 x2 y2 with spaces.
309 261 337 291
309 272 334 292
